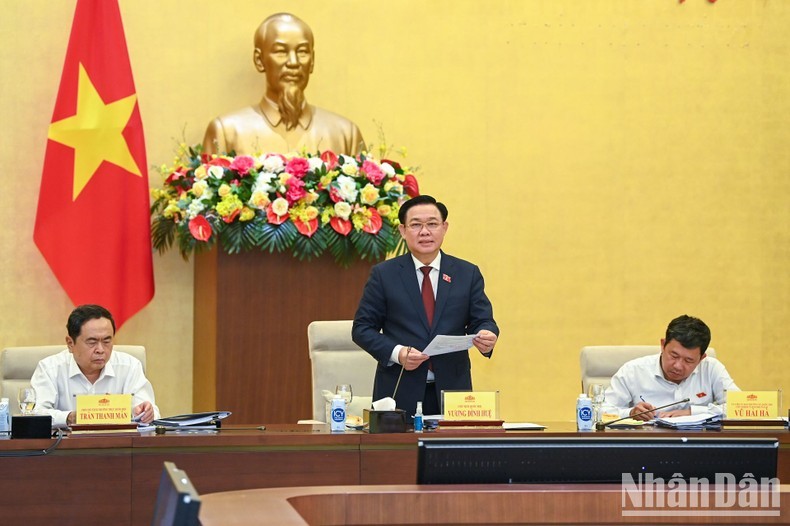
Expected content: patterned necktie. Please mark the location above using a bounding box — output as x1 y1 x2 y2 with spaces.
421 266 435 326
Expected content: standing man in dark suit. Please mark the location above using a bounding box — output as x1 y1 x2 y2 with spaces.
352 195 499 416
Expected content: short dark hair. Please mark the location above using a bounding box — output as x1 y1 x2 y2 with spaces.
67 304 116 341
665 315 711 355
397 195 448 224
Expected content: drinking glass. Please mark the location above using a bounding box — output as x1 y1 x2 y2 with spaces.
587 383 605 423
18 387 36 416
335 384 353 406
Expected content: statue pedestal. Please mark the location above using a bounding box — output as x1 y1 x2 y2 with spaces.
193 248 372 424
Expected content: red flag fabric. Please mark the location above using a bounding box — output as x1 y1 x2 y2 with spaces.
34 0 154 329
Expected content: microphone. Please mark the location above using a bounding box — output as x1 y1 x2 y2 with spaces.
595 398 691 431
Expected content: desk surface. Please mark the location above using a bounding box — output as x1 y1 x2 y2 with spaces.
199 484 790 525
1 422 787 526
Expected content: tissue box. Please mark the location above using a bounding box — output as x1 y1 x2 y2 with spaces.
363 409 407 433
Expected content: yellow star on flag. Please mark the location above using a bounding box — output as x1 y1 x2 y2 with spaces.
47 62 141 200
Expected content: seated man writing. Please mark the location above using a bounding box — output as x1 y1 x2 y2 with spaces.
603 314 739 420
31 304 160 427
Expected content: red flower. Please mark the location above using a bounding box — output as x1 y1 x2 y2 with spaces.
207 157 231 168
402 174 420 198
362 208 383 235
222 208 241 224
362 160 385 185
188 216 211 241
165 167 186 185
294 218 319 237
286 157 310 178
329 186 344 204
320 150 339 170
330 217 352 236
229 155 255 176
266 205 288 225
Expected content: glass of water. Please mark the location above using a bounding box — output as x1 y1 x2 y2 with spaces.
18 387 36 415
335 384 353 405
587 383 605 423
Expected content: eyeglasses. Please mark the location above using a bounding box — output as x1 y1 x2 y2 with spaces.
405 221 443 233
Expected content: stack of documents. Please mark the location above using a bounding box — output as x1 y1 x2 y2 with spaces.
655 412 721 430
152 411 232 428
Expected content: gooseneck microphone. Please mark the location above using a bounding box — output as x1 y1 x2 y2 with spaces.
595 398 691 431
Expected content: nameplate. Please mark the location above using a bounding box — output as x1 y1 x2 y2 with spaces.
726 390 779 419
442 391 499 421
75 394 133 424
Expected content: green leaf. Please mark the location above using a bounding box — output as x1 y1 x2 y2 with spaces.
258 221 298 253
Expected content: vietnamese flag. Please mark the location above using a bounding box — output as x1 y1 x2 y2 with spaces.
34 0 154 328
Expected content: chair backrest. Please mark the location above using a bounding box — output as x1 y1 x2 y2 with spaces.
0 345 146 414
307 320 375 422
579 345 716 394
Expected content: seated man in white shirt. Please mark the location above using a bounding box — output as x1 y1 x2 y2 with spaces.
31 304 160 427
603 314 739 420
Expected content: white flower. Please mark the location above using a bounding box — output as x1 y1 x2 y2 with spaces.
308 157 324 172
380 162 396 177
340 155 358 176
334 201 352 220
336 175 359 202
253 171 276 194
186 199 206 219
271 197 289 217
262 155 285 173
207 165 224 179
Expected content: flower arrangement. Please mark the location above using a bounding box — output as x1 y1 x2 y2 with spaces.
150 144 420 266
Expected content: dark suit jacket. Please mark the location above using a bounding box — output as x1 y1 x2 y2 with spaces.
352 252 499 416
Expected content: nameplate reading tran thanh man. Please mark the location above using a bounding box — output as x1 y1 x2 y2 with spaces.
75 394 133 425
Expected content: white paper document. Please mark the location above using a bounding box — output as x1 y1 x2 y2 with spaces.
422 333 479 356
502 422 546 430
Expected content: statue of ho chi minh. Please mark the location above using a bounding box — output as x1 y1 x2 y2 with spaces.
202 13 365 157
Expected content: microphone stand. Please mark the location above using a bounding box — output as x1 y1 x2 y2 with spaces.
595 398 691 431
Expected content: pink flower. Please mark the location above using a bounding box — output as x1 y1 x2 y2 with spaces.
285 177 306 204
285 157 310 178
362 160 385 185
229 155 255 176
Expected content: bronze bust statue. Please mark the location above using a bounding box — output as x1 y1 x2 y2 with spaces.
202 13 365 156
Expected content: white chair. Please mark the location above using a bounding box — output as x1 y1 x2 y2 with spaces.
0 345 146 415
306 320 376 422
580 345 716 394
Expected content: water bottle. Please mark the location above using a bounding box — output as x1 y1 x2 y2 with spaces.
0 398 10 437
330 395 346 432
413 401 424 433
576 394 593 431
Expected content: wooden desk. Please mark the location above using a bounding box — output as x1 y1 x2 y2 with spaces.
199 484 790 525
360 421 790 484
0 422 787 526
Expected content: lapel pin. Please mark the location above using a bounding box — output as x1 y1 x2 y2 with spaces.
442 274 451 283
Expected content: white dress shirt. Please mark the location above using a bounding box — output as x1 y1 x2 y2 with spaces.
602 353 739 418
31 349 161 427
